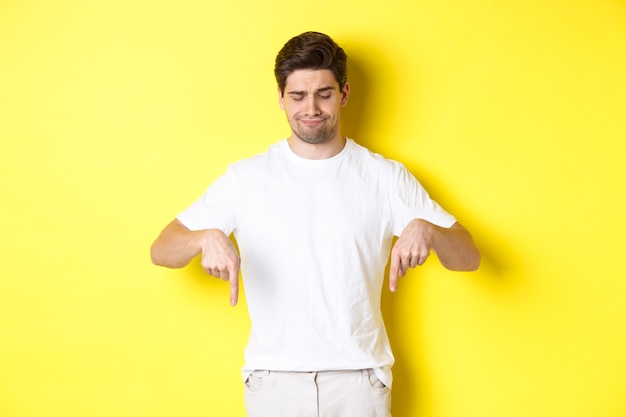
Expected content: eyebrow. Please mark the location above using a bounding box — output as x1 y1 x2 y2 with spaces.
287 86 335 95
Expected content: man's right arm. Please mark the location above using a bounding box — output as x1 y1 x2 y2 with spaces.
151 218 207 268
150 219 241 305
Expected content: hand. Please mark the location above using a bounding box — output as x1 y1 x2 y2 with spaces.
389 219 434 292
199 229 241 306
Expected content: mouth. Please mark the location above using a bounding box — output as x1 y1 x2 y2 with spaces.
298 118 325 127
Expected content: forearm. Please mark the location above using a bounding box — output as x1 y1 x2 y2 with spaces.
150 219 207 268
431 222 481 271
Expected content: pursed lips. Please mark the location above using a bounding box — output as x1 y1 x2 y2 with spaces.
297 117 326 127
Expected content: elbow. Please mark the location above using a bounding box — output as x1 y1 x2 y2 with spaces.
466 250 481 271
463 247 481 271
442 248 481 272
441 223 481 271
150 243 180 268
150 244 165 267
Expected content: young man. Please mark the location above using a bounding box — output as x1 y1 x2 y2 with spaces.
151 31 480 417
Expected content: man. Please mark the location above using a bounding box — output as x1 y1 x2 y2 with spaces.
151 31 480 417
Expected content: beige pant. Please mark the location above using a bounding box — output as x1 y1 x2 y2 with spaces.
244 369 391 417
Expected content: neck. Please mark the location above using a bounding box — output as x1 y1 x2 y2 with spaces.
287 135 347 160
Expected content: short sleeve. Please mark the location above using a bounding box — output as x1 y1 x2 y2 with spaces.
176 169 238 234
391 163 456 235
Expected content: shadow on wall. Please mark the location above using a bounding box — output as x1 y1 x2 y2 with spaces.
341 48 397 156
341 54 369 146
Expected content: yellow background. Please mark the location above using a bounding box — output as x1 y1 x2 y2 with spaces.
2 0 625 416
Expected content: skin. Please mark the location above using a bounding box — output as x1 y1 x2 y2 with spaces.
150 68 480 306
278 69 349 159
151 220 241 305
388 219 480 292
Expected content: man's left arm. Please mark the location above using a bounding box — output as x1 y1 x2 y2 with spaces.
389 220 480 292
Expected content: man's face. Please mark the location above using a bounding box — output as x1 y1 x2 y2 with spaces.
279 69 350 145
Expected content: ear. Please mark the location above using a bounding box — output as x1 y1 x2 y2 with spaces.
278 87 285 110
340 82 350 107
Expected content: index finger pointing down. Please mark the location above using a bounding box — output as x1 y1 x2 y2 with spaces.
229 265 239 306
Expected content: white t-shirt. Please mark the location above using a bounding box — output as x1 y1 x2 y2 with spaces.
178 139 456 388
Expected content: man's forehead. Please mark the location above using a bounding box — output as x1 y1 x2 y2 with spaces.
285 69 339 90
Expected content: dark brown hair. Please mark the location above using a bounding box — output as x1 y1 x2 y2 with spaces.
274 32 347 96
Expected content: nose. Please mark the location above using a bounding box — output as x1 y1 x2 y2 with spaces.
304 96 321 117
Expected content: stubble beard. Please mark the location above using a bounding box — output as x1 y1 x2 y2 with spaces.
291 116 338 145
